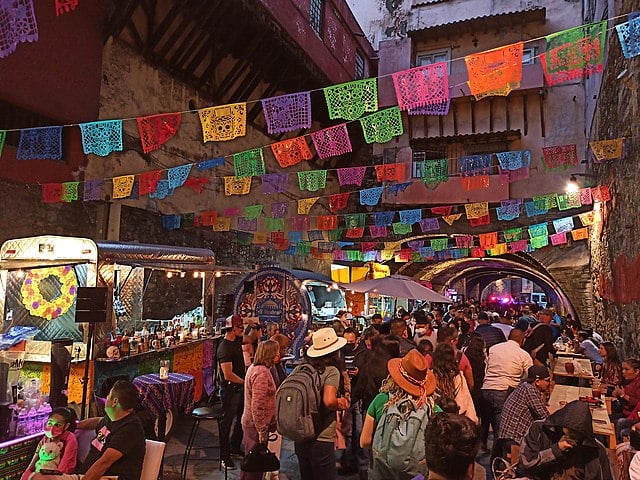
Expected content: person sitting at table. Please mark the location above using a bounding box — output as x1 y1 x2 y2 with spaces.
495 365 550 460
613 359 640 441
599 341 623 390
31 380 146 480
574 331 604 366
519 400 613 480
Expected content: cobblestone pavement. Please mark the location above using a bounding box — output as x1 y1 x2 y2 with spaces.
162 412 492 479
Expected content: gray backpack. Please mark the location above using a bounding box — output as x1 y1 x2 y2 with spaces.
371 398 433 480
275 364 322 442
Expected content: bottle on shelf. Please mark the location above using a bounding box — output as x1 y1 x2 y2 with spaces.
16 408 27 437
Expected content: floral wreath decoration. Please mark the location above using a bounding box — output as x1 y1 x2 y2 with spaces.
20 266 78 320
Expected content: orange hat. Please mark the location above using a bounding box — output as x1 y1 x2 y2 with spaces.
388 349 436 397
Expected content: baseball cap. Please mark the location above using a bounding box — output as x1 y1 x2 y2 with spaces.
223 314 243 330
527 365 550 381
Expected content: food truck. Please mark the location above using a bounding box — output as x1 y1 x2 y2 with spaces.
233 266 346 357
0 235 237 478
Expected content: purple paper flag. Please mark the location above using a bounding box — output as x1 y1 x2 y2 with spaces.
262 92 312 134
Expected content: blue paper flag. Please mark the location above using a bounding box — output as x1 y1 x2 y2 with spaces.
196 157 225 170
360 187 384 206
79 120 123 156
374 211 395 226
386 182 412 196
17 127 63 160
399 209 422 225
553 217 575 233
162 215 181 230
149 180 174 199
288 231 303 244
168 164 192 189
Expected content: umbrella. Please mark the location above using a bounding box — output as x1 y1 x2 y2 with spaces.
340 275 452 303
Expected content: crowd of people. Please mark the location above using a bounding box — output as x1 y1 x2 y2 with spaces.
25 300 640 480
213 301 640 479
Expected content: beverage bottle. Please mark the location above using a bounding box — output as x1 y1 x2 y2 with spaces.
27 407 37 434
40 403 52 431
16 408 27 437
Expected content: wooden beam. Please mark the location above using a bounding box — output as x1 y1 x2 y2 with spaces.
144 0 185 54
104 0 141 41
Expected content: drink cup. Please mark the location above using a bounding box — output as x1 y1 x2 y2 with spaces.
564 362 575 374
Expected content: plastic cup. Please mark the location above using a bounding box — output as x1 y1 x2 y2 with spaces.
564 362 575 374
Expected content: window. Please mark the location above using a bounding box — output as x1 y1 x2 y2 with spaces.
309 0 324 37
412 147 448 178
416 48 451 73
522 47 536 65
355 51 365 79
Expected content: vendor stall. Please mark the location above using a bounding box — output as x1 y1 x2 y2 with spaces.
0 235 243 477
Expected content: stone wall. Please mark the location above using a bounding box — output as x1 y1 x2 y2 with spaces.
587 0 640 357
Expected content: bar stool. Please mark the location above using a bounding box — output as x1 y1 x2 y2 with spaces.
180 406 227 480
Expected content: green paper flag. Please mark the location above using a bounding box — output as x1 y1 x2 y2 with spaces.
324 78 378 120
392 222 412 235
503 227 523 242
359 107 404 144
530 235 549 249
233 148 265 178
244 205 263 220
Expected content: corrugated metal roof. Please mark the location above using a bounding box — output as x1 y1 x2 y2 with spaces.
411 129 522 147
409 8 546 40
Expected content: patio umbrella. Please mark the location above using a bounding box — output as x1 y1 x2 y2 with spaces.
341 275 452 303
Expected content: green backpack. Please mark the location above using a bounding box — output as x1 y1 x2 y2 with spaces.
371 398 433 480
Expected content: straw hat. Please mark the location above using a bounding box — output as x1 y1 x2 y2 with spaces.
307 327 347 358
388 349 436 397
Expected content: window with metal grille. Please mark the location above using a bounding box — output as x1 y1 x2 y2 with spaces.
412 146 448 178
355 51 365 79
309 0 324 37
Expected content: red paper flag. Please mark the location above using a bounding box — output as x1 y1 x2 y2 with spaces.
137 113 182 153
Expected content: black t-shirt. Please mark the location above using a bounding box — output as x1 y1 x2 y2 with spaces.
216 337 245 384
78 413 145 480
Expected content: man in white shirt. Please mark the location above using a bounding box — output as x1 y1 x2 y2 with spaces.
481 329 533 452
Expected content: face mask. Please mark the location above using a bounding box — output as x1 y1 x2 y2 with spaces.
105 400 118 420
44 425 64 439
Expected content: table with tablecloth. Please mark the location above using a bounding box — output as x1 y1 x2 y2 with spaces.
133 372 196 419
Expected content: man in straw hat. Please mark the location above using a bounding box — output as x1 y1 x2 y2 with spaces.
292 327 350 480
360 349 437 480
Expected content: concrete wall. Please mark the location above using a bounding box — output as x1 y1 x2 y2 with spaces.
586 0 640 356
87 40 341 219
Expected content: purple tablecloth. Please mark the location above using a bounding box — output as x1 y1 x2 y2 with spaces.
133 372 195 418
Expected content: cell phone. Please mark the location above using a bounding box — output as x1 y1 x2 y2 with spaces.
40 469 61 475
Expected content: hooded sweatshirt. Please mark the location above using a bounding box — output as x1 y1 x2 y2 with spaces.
519 400 613 480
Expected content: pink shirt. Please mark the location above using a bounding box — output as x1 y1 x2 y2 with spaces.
241 364 276 433
21 430 78 480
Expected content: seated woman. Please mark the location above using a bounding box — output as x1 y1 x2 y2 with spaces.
613 358 640 441
599 341 623 391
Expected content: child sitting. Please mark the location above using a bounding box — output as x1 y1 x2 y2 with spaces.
21 407 78 480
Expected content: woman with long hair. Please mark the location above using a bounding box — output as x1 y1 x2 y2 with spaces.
352 335 402 411
463 333 487 446
241 340 280 480
431 342 477 422
599 341 623 388
613 358 640 441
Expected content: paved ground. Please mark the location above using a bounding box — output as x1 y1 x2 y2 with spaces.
161 412 494 480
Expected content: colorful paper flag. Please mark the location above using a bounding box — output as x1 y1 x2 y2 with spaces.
79 120 123 156
262 92 312 134
465 42 524 99
199 103 246 142
112 175 135 199
17 127 63 160
324 78 378 120
392 62 449 113
310 124 352 159
359 107 404 144
137 113 181 153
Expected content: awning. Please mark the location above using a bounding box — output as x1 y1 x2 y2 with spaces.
340 275 452 303
290 269 334 285
409 8 546 41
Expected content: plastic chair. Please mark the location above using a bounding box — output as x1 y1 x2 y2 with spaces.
180 406 227 480
141 439 166 480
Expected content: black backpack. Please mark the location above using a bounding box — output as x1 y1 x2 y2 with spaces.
275 363 322 442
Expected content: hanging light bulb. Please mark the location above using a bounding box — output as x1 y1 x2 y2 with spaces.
180 271 186 278
193 271 200 278
166 271 173 278
566 175 580 193
215 271 222 278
